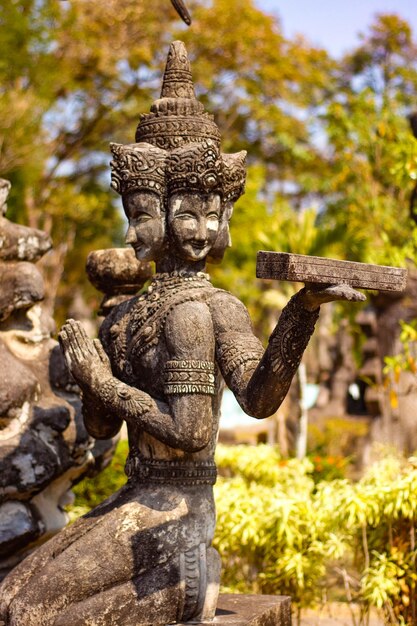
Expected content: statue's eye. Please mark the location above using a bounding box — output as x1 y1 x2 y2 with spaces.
133 213 153 222
174 212 196 221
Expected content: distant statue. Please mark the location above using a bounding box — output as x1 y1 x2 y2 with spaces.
0 179 116 581
0 42 364 626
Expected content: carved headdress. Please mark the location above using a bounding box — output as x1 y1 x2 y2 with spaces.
221 151 247 202
167 141 223 196
110 142 168 203
135 41 221 150
110 42 246 205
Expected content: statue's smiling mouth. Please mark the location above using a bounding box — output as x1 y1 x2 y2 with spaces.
189 240 208 250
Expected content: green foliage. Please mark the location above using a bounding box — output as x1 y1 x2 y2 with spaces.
317 14 417 269
68 439 128 521
214 445 346 607
383 319 417 409
2 5 417 338
309 454 351 483
0 0 335 324
215 445 417 624
384 320 417 376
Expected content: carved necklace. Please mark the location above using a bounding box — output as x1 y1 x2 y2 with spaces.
128 271 214 359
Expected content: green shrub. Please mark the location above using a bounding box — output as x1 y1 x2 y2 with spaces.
68 439 128 521
215 445 417 625
214 445 347 609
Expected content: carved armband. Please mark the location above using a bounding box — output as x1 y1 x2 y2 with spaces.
164 360 216 395
268 291 320 381
99 378 153 418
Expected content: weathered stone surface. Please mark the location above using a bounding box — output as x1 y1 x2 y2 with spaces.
0 42 364 625
356 268 417 457
0 181 50 275
0 181 117 577
86 247 153 315
0 262 45 321
86 248 152 295
48 344 77 390
0 216 52 262
0 502 41 558
176 594 292 625
0 179 11 216
0 339 39 418
256 251 407 293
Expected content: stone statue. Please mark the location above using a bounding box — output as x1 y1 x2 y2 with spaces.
0 179 117 580
0 42 365 626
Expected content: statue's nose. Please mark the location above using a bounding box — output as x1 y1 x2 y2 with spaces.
125 225 137 244
194 219 208 242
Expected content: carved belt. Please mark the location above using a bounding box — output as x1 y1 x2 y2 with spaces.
125 452 217 485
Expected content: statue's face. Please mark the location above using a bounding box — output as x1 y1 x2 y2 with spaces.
123 191 165 261
208 201 233 264
168 192 221 262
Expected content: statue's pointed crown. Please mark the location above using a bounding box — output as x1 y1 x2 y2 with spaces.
111 41 246 205
160 40 195 99
135 41 221 150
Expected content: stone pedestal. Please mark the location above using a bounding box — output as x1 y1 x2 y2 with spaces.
176 594 292 625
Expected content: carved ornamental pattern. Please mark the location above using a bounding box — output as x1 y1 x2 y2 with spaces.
268 291 320 381
125 450 217 485
135 42 221 150
128 273 213 357
167 142 223 195
164 360 216 395
110 143 168 199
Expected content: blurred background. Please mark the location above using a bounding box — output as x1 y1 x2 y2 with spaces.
3 1 417 622
2 0 417 455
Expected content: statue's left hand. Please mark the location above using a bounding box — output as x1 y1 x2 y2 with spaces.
300 283 366 312
59 319 112 390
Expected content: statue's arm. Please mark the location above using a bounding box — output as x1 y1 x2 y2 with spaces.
59 304 215 452
211 290 319 418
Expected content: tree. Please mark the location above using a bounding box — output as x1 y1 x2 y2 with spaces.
0 0 334 321
318 14 417 267
0 0 177 319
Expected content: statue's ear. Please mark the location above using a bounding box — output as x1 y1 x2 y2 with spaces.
207 204 233 265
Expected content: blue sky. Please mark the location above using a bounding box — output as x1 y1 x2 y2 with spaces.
256 0 417 56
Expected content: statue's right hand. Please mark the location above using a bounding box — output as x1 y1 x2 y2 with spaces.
300 284 366 311
59 319 112 391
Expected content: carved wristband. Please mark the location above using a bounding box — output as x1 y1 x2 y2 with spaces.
268 290 320 379
99 378 153 417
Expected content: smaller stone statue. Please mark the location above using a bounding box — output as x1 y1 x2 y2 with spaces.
0 180 115 580
0 43 365 626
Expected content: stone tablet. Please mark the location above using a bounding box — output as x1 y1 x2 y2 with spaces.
256 251 407 293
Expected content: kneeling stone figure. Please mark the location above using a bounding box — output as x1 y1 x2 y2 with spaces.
0 41 364 626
